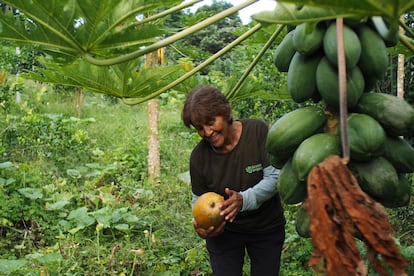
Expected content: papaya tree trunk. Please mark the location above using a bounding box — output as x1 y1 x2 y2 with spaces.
74 87 85 118
146 51 160 181
397 54 405 99
148 98 160 181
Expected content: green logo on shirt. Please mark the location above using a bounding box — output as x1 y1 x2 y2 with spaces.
245 164 263 174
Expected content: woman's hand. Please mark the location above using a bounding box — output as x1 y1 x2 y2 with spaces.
193 219 225 239
220 188 243 223
193 188 242 238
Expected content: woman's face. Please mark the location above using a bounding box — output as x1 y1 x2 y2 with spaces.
195 116 231 149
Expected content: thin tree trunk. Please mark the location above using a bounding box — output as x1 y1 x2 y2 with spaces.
146 51 160 181
397 54 405 99
148 98 160 181
74 87 85 118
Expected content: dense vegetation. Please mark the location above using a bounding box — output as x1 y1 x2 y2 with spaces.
0 75 312 275
1 1 414 275
1 73 413 276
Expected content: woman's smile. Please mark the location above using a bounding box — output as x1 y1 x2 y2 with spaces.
207 132 221 145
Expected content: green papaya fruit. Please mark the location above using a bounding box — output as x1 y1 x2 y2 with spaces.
349 157 399 200
292 22 326 56
278 159 307 205
316 57 365 109
273 31 296 72
323 23 361 69
355 92 414 137
288 52 323 103
295 204 311 238
383 136 414 173
266 106 327 163
292 133 340 181
345 113 386 162
379 174 412 208
357 25 388 87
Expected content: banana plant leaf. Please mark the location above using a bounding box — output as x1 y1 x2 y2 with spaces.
23 57 184 100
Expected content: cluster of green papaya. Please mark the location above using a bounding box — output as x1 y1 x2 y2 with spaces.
269 17 414 238
274 16 394 105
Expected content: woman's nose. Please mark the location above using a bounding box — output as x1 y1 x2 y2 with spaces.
199 125 213 137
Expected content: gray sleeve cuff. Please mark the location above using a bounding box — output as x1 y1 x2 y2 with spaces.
239 166 279 211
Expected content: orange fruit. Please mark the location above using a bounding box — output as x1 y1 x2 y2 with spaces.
193 192 225 229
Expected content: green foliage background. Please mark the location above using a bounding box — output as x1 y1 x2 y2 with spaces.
0 76 309 275
1 67 413 276
1 1 414 275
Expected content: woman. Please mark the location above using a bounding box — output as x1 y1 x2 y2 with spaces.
182 85 286 276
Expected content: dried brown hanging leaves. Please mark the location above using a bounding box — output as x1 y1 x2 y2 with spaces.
304 155 408 276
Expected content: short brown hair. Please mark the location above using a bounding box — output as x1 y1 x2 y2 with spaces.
182 85 232 128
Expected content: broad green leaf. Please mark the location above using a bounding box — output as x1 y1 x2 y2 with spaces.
401 245 414 259
122 212 139 224
67 206 95 228
115 223 130 231
23 58 184 100
92 207 113 228
111 209 124 223
85 163 102 169
0 0 182 59
26 253 63 264
66 168 81 178
0 161 13 169
68 226 84 234
0 177 15 186
46 200 71 211
38 253 63 264
0 259 27 274
85 170 101 178
18 188 43 200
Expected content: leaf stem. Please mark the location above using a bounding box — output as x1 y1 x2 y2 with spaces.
122 24 262 105
399 34 414 53
129 0 203 28
226 24 285 101
399 18 414 39
86 0 259 66
336 17 349 163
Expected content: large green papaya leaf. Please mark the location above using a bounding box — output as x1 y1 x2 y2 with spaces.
0 0 182 60
24 57 184 101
